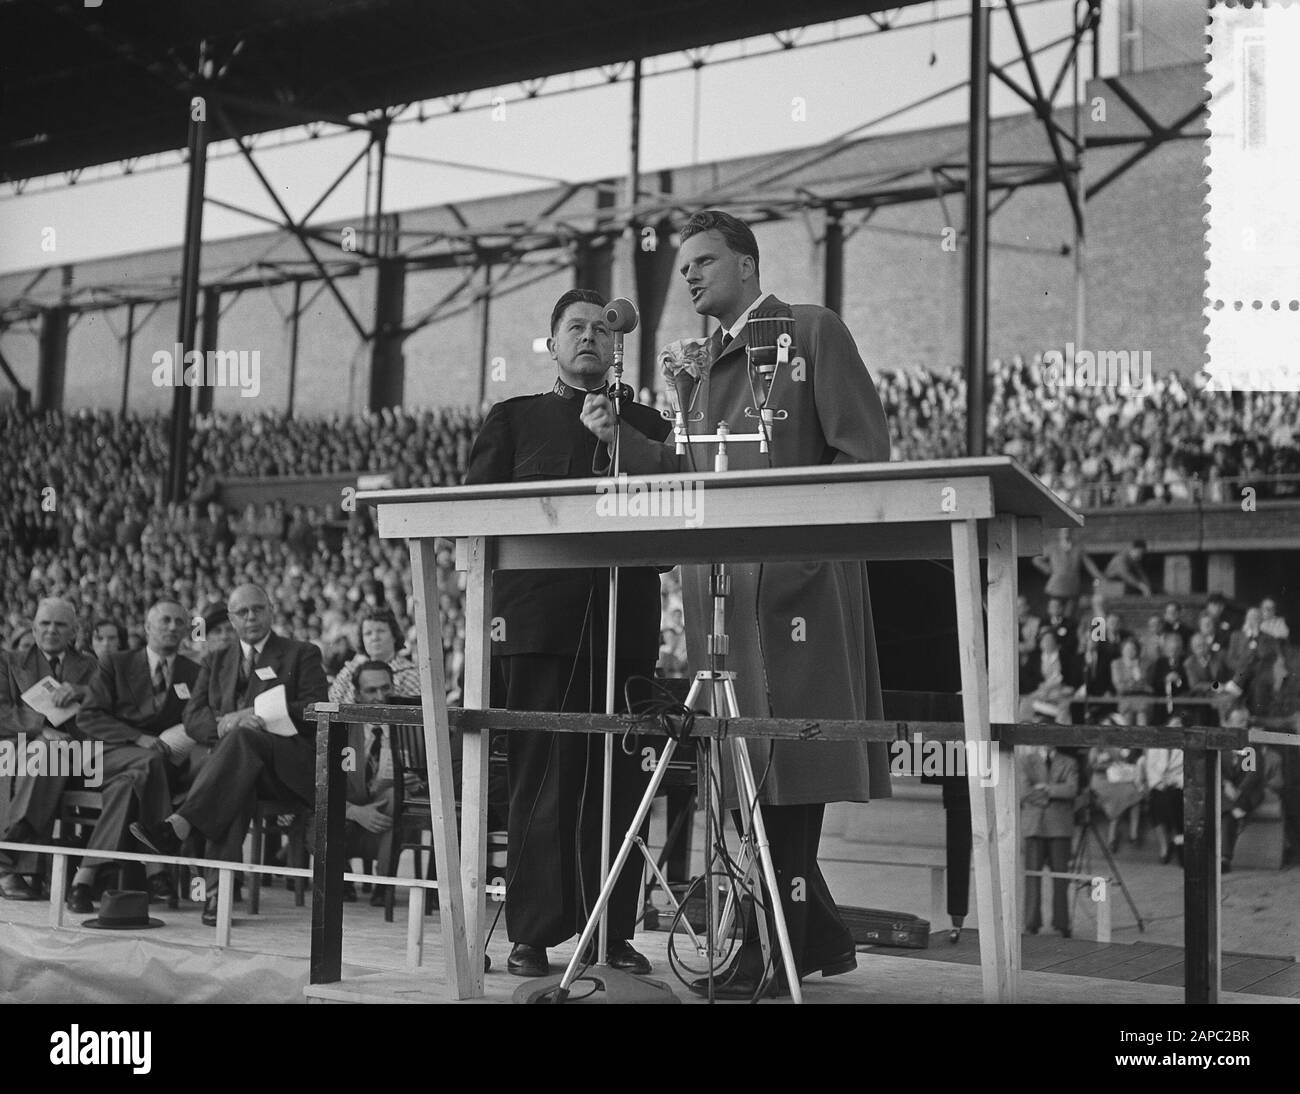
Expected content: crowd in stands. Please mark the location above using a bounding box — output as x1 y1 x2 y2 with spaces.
3 355 1299 882
1015 539 1298 872
4 357 1300 675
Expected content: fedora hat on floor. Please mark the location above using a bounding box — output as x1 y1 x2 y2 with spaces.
82 890 165 930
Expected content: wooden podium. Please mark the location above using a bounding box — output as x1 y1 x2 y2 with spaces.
351 456 1078 1002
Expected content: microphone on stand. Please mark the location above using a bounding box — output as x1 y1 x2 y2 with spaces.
744 300 795 453
603 298 639 411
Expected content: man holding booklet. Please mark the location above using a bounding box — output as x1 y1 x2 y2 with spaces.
0 598 99 902
131 583 327 925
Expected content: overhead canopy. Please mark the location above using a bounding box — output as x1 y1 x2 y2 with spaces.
3 0 927 183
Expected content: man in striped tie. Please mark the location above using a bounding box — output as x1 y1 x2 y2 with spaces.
76 599 201 912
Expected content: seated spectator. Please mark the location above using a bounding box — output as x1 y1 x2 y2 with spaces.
130 583 327 925
1111 636 1154 726
1160 601 1192 646
1142 733 1184 865
1041 596 1078 661
1183 632 1228 725
1019 629 1079 725
1138 615 1164 665
1104 538 1153 597
1017 594 1042 669
1197 611 1227 660
90 618 127 668
1220 708 1265 873
1259 596 1290 641
342 661 410 907
1146 631 1188 726
1088 740 1145 852
1226 607 1278 682
329 606 421 705
73 599 199 912
0 598 99 901
1250 645 1300 864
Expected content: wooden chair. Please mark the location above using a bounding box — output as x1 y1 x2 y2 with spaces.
55 790 156 899
382 723 510 923
249 801 310 913
385 723 439 923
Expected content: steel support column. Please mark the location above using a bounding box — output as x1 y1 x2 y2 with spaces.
37 302 69 412
963 1 991 459
168 77 209 503
196 285 219 415
287 280 302 419
824 208 844 314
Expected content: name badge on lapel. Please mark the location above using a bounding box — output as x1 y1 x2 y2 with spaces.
255 666 277 681
173 682 191 700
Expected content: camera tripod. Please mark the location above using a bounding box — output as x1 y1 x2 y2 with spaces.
556 562 803 1003
1068 797 1145 932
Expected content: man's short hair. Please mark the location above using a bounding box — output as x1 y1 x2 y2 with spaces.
1131 539 1147 551
1206 592 1226 607
550 288 607 336
680 210 760 279
355 660 394 686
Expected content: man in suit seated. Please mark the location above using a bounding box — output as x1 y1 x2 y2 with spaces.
1183 632 1228 725
1146 631 1188 726
130 583 327 924
0 598 99 901
74 599 201 911
344 660 398 906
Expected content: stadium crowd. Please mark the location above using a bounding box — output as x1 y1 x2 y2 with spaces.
2 356 1299 896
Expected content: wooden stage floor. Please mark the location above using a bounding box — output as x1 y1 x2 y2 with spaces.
4 883 1295 1004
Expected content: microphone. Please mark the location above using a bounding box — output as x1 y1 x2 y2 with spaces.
746 300 795 380
604 298 639 334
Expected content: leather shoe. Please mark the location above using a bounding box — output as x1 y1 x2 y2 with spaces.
802 946 857 979
604 938 652 975
147 874 173 903
66 883 95 914
342 881 357 903
370 885 391 908
688 967 785 1000
130 819 181 857
507 943 550 977
0 873 41 901
201 895 219 927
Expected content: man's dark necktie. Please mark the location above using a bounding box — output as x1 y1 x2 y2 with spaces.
237 648 253 703
153 658 168 698
366 726 383 792
721 331 733 350
49 655 62 681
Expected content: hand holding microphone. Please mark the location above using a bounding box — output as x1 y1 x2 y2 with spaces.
581 392 618 445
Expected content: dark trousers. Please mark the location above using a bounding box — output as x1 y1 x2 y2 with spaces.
0 746 68 875
734 802 854 978
178 725 315 887
944 801 973 919
1023 836 1071 932
78 743 173 875
493 654 652 948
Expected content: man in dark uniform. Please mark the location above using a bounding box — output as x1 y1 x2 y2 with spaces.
464 288 671 978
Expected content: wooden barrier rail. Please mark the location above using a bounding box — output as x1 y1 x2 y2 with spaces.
306 701 1252 1003
0 838 501 967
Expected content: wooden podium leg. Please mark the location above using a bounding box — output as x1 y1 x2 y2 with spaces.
951 519 1014 1003
409 537 474 999
985 515 1022 989
460 536 494 995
